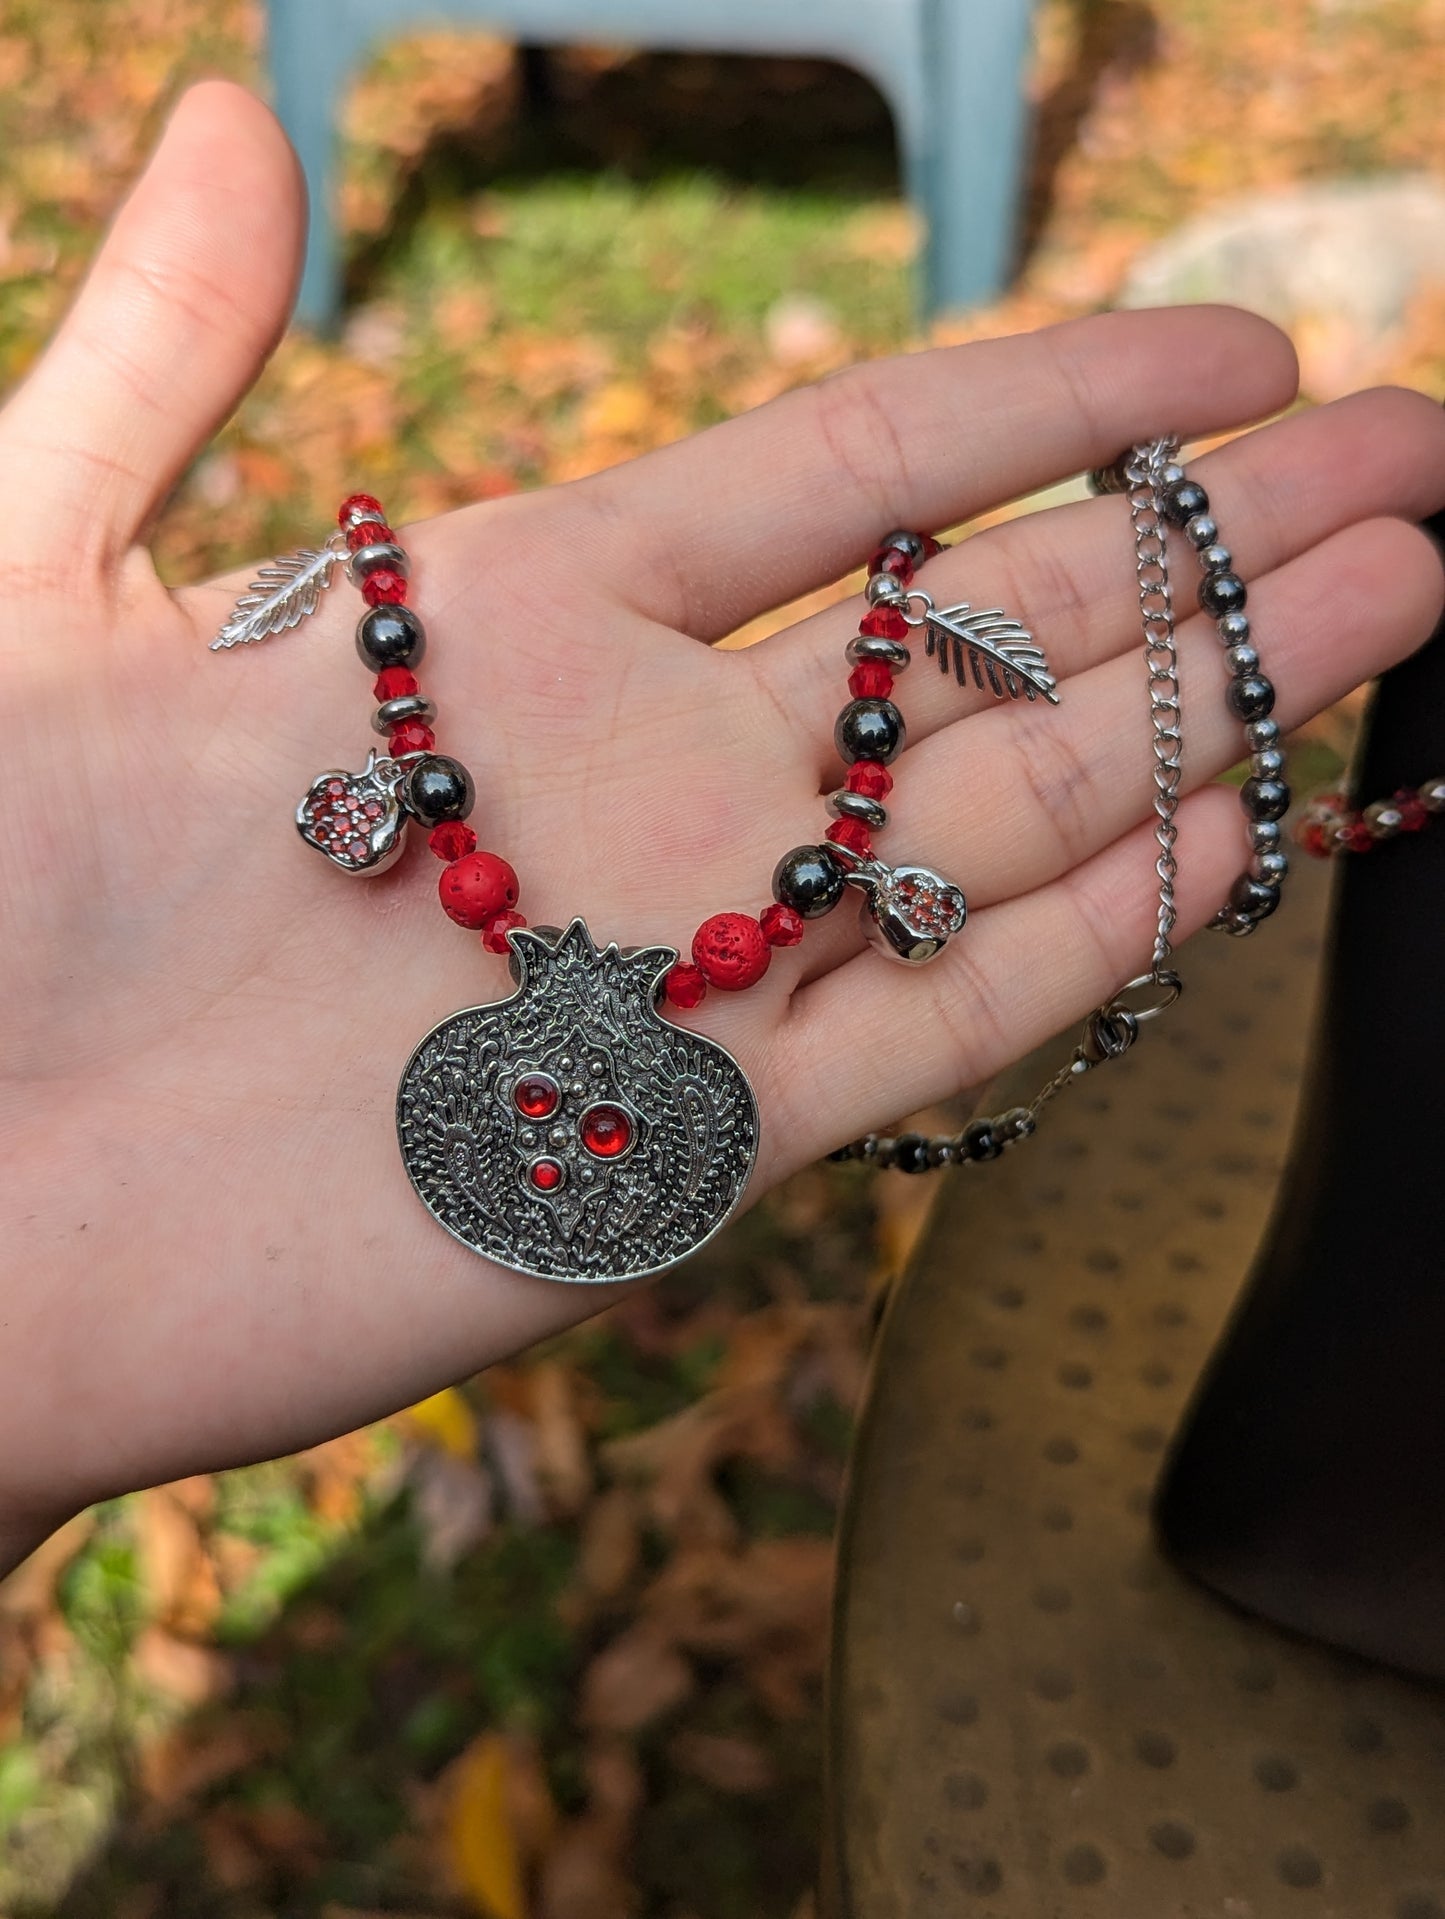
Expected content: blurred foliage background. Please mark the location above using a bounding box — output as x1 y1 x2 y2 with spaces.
0 0 1442 1914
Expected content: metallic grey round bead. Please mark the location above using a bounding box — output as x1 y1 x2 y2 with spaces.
1184 513 1218 548
827 788 889 831
1364 799 1404 838
372 693 437 734
999 1105 1036 1141
1245 718 1280 751
347 541 408 584
1254 849 1289 884
1251 747 1285 779
1249 819 1282 852
1217 611 1251 646
1226 643 1259 676
1159 462 1186 490
845 632 911 671
1199 543 1233 574
1419 777 1445 813
865 572 906 607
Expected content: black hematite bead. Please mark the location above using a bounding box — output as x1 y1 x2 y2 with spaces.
405 754 475 826
772 844 847 919
1200 572 1248 617
357 603 426 670
1241 775 1291 822
836 697 906 765
1227 674 1276 723
963 1119 1002 1162
892 1133 931 1173
1162 479 1209 526
1229 873 1282 921
878 529 928 565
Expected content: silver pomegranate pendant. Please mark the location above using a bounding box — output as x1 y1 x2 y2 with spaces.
396 919 759 1282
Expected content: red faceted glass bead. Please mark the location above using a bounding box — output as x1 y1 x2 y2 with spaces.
847 760 893 800
339 493 385 526
921 534 943 558
362 569 408 606
429 820 477 861
692 912 771 991
374 665 418 701
389 721 436 755
529 1157 565 1192
868 543 915 584
760 902 805 948
859 605 908 641
1299 820 1333 859
1340 819 1375 853
348 519 393 551
580 1104 633 1159
481 909 527 954
1395 788 1429 831
665 962 708 1009
439 850 521 929
848 661 894 700
514 1074 560 1119
827 817 872 857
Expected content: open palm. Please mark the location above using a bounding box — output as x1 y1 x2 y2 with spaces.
3 83 1443 1569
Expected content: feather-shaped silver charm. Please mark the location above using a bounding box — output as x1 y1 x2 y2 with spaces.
210 540 343 651
923 601 1061 705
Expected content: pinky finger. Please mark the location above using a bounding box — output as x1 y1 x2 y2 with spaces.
768 783 1247 1174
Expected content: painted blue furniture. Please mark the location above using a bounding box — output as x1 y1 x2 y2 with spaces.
265 0 1035 329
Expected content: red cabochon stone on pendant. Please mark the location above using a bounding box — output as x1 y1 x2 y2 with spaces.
581 1104 632 1158
438 850 521 928
514 1075 560 1119
692 912 771 991
529 1157 565 1192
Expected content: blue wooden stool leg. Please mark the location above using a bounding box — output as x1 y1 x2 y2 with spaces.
919 0 1034 316
266 0 357 332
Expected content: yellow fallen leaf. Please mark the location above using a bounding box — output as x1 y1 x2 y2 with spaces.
446 1734 526 1919
403 1387 479 1459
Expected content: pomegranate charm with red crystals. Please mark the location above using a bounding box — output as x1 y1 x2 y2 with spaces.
396 919 759 1282
829 845 968 965
296 750 410 875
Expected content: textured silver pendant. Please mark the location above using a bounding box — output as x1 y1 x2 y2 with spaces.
396 919 759 1282
296 750 410 874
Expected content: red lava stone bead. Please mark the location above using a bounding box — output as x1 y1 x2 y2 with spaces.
348 520 393 551
827 817 872 857
859 605 909 640
848 661 894 700
389 721 436 755
665 962 708 1009
362 569 408 606
529 1157 565 1192
481 909 527 954
692 912 771 991
1396 788 1430 831
1340 819 1375 853
339 493 385 526
760 902 805 947
439 851 521 929
374 665 418 701
581 1104 633 1158
514 1074 560 1119
847 760 893 800
429 821 478 861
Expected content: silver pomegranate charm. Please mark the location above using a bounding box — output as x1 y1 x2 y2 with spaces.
396 919 759 1282
832 847 968 964
296 750 410 874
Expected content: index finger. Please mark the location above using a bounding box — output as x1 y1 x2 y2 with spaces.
577 305 1299 642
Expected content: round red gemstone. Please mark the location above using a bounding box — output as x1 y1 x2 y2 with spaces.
362 569 408 606
514 1074 560 1119
481 909 527 954
846 760 893 800
389 721 436 756
439 850 521 929
339 493 385 526
664 961 708 1009
848 661 894 700
581 1104 633 1159
827 817 872 857
1395 788 1429 831
529 1157 565 1192
760 902 805 948
373 666 418 701
429 821 478 862
348 520 393 551
692 912 772 991
1341 819 1375 853
859 606 908 640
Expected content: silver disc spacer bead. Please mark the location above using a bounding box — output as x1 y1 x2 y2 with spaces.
372 693 437 734
1245 718 1279 751
827 788 889 831
845 632 911 671
1251 747 1285 779
1364 799 1404 838
347 541 409 585
1199 543 1233 574
1254 849 1289 884
1184 513 1218 547
865 572 906 607
1249 819 1283 852
1159 462 1186 490
1420 777 1445 813
1227 644 1260 675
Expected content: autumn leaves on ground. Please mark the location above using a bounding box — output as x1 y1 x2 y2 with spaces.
1 1 1442 1915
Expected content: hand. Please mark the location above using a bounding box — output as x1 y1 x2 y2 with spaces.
3 82 1442 1568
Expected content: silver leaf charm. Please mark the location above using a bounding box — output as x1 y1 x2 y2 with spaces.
837 852 968 964
923 601 1060 705
296 750 409 874
210 541 343 650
